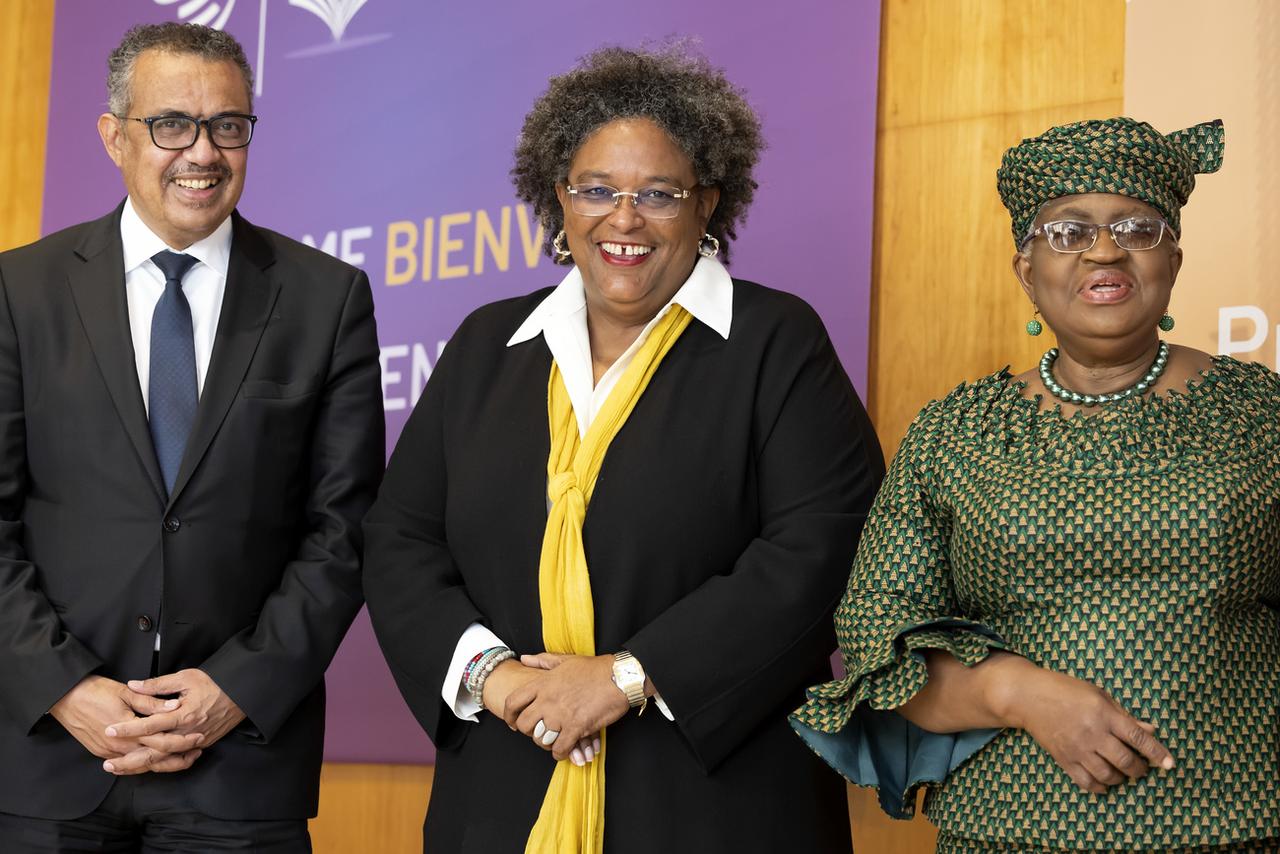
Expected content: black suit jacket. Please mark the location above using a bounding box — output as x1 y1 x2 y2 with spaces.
364 281 884 853
0 204 384 820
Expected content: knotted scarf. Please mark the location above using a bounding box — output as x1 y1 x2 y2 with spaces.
525 304 693 853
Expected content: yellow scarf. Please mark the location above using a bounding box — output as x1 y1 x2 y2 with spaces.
525 305 693 854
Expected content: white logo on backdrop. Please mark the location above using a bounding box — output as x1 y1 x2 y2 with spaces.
153 0 238 30
289 0 368 41
151 0 389 96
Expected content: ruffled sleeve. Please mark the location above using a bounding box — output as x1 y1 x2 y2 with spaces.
790 400 1012 819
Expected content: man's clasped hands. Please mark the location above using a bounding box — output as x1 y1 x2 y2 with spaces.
48 669 245 775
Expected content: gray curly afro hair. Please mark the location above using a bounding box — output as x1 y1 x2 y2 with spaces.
512 43 764 265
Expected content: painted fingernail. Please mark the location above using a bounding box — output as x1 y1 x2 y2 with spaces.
103 761 115 772
593 737 601 753
164 699 179 710
1162 757 1174 770
584 745 594 761
127 681 143 690
571 748 584 766
541 731 557 746
105 726 118 737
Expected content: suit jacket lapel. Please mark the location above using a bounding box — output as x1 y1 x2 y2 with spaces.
66 205 168 504
167 212 280 508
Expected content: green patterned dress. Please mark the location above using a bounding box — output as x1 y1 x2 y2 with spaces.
791 357 1280 852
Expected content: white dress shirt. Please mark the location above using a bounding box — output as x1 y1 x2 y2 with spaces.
120 198 232 650
121 198 231 410
444 256 734 722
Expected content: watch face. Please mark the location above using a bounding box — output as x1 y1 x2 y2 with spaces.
617 661 643 682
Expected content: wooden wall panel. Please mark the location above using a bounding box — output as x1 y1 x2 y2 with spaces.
868 0 1126 451
311 763 431 853
0 0 55 253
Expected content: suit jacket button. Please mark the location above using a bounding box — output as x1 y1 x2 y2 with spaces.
137 615 153 632
163 517 180 533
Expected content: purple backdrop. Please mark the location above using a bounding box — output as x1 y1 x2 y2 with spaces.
43 0 880 763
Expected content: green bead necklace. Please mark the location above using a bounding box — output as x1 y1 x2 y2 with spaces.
1039 341 1170 407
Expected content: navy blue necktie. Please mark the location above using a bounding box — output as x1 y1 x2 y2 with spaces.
148 251 200 496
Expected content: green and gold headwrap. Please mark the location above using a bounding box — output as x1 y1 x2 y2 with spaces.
997 116 1224 247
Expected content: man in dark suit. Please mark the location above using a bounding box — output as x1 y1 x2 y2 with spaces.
0 23 384 851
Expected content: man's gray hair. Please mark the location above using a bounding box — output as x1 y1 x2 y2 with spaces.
107 23 253 116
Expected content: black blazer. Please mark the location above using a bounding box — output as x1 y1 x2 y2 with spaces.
0 204 384 820
364 280 885 853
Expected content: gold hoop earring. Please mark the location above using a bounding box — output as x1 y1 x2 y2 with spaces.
552 230 572 264
698 233 720 258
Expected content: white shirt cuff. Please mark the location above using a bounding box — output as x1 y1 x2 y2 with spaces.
443 622 507 722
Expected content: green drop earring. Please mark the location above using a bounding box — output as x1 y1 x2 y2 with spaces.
1026 308 1043 337
1158 313 1175 332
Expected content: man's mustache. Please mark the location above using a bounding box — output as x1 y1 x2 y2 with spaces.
165 165 232 180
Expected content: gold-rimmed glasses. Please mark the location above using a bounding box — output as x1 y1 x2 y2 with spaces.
565 183 692 219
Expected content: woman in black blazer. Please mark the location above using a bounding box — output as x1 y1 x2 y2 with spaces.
363 44 884 853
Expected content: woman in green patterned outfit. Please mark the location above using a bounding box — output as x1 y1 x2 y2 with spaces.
793 117 1280 852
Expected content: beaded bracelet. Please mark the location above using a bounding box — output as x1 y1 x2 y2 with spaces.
463 648 496 696
471 649 514 711
463 646 506 695
466 646 514 709
462 647 499 689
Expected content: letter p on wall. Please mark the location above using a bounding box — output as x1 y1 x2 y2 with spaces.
1218 307 1269 358
1218 305 1278 364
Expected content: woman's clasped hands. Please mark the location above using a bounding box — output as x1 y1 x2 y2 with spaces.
481 652 630 767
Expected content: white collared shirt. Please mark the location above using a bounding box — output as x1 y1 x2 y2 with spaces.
445 256 734 723
120 198 232 652
121 197 231 414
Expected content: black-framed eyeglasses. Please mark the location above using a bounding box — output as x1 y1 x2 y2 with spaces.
565 183 692 219
118 112 258 150
1021 216 1175 253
